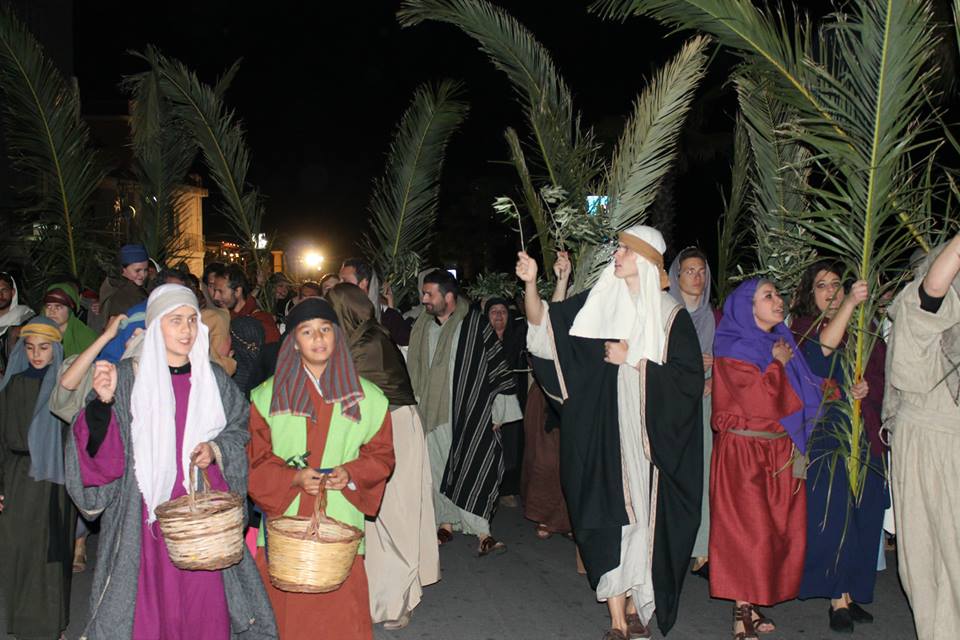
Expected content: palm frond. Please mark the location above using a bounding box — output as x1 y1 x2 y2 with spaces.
123 46 198 264
0 5 108 284
504 126 555 273
714 116 751 304
361 79 469 290
590 1 834 133
735 70 815 297
136 48 265 266
398 0 601 213
574 35 710 292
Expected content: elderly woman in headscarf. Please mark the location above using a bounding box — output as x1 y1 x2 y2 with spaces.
789 260 887 632
884 233 960 640
709 279 824 640
0 317 75 640
518 225 704 640
43 282 97 358
247 298 395 640
326 282 439 630
63 284 277 640
668 247 716 580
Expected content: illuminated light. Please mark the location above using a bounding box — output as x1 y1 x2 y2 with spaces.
304 252 324 269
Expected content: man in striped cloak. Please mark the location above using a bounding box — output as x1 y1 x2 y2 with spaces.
407 269 520 556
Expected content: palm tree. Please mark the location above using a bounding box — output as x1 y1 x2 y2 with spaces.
361 79 470 300
0 5 109 288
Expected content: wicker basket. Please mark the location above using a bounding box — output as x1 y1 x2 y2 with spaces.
155 462 244 571
266 482 363 593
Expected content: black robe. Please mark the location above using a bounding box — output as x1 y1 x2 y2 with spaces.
531 290 703 635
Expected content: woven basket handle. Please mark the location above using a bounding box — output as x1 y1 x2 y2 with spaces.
187 461 212 513
305 476 330 540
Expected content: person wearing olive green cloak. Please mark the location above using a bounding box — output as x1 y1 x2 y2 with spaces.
43 282 97 358
247 298 395 640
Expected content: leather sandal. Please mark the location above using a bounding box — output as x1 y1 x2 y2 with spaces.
601 630 629 640
436 528 453 546
752 606 775 633
477 536 506 557
734 603 759 640
625 613 652 639
535 523 552 540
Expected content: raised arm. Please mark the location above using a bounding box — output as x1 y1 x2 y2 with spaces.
819 281 867 356
551 251 571 302
60 314 125 391
516 251 544 326
923 232 960 298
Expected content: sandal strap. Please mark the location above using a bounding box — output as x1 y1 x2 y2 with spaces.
733 604 759 640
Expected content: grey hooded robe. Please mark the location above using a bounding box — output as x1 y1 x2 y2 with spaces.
64 359 277 639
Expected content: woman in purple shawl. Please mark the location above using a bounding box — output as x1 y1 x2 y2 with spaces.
709 278 823 640
789 260 888 633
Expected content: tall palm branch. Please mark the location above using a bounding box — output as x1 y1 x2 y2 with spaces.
599 0 940 497
136 48 266 268
574 36 710 292
735 71 815 299
713 117 751 304
0 5 108 286
361 79 469 294
398 0 603 274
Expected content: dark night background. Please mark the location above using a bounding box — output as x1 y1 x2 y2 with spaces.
10 0 918 281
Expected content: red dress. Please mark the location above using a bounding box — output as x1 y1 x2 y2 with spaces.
708 357 806 605
248 382 394 639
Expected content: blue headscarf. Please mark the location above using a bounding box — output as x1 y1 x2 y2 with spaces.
0 316 66 483
713 279 824 453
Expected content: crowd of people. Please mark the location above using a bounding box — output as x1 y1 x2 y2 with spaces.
0 226 957 640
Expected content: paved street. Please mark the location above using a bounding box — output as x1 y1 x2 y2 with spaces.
2 504 917 639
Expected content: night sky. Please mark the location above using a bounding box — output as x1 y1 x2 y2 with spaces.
73 1 739 276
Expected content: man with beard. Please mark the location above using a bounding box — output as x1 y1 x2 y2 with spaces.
0 273 35 375
211 264 280 344
407 270 519 556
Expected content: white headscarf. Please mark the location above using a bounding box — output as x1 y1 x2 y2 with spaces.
0 275 35 334
570 225 668 366
130 284 227 523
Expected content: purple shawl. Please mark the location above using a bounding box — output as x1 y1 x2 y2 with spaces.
713 279 824 454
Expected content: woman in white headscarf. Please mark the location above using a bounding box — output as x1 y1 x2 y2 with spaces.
63 284 276 639
518 226 704 640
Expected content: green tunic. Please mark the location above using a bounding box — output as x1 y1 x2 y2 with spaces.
0 374 76 639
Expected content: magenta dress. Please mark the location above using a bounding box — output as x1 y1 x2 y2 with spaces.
74 371 231 639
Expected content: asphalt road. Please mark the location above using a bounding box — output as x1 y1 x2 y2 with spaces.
2 504 918 639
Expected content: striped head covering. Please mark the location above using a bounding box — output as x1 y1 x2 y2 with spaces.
270 298 364 423
20 318 63 343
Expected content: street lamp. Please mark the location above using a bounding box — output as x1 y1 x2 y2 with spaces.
304 252 324 270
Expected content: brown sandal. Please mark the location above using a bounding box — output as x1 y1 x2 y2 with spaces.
734 603 759 640
752 606 775 633
535 523 552 539
436 528 453 546
625 613 651 639
602 630 629 640
477 536 506 557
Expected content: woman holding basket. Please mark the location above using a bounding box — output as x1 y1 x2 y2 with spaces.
64 284 276 639
247 297 395 640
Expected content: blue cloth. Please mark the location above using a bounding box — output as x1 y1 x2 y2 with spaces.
713 279 823 453
97 301 147 364
797 338 887 602
118 243 148 265
0 316 66 484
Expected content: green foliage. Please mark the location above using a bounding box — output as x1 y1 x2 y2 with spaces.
136 48 266 269
574 35 710 292
0 5 109 288
361 79 469 296
399 0 603 275
713 117 751 304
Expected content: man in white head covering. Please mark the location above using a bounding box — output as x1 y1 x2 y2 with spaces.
518 225 704 640
0 272 35 374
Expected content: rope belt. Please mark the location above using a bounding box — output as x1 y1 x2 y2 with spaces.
728 429 807 479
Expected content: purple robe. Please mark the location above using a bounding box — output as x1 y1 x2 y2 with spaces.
74 372 231 640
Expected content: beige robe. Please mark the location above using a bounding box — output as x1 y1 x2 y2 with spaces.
364 405 440 623
888 279 960 640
